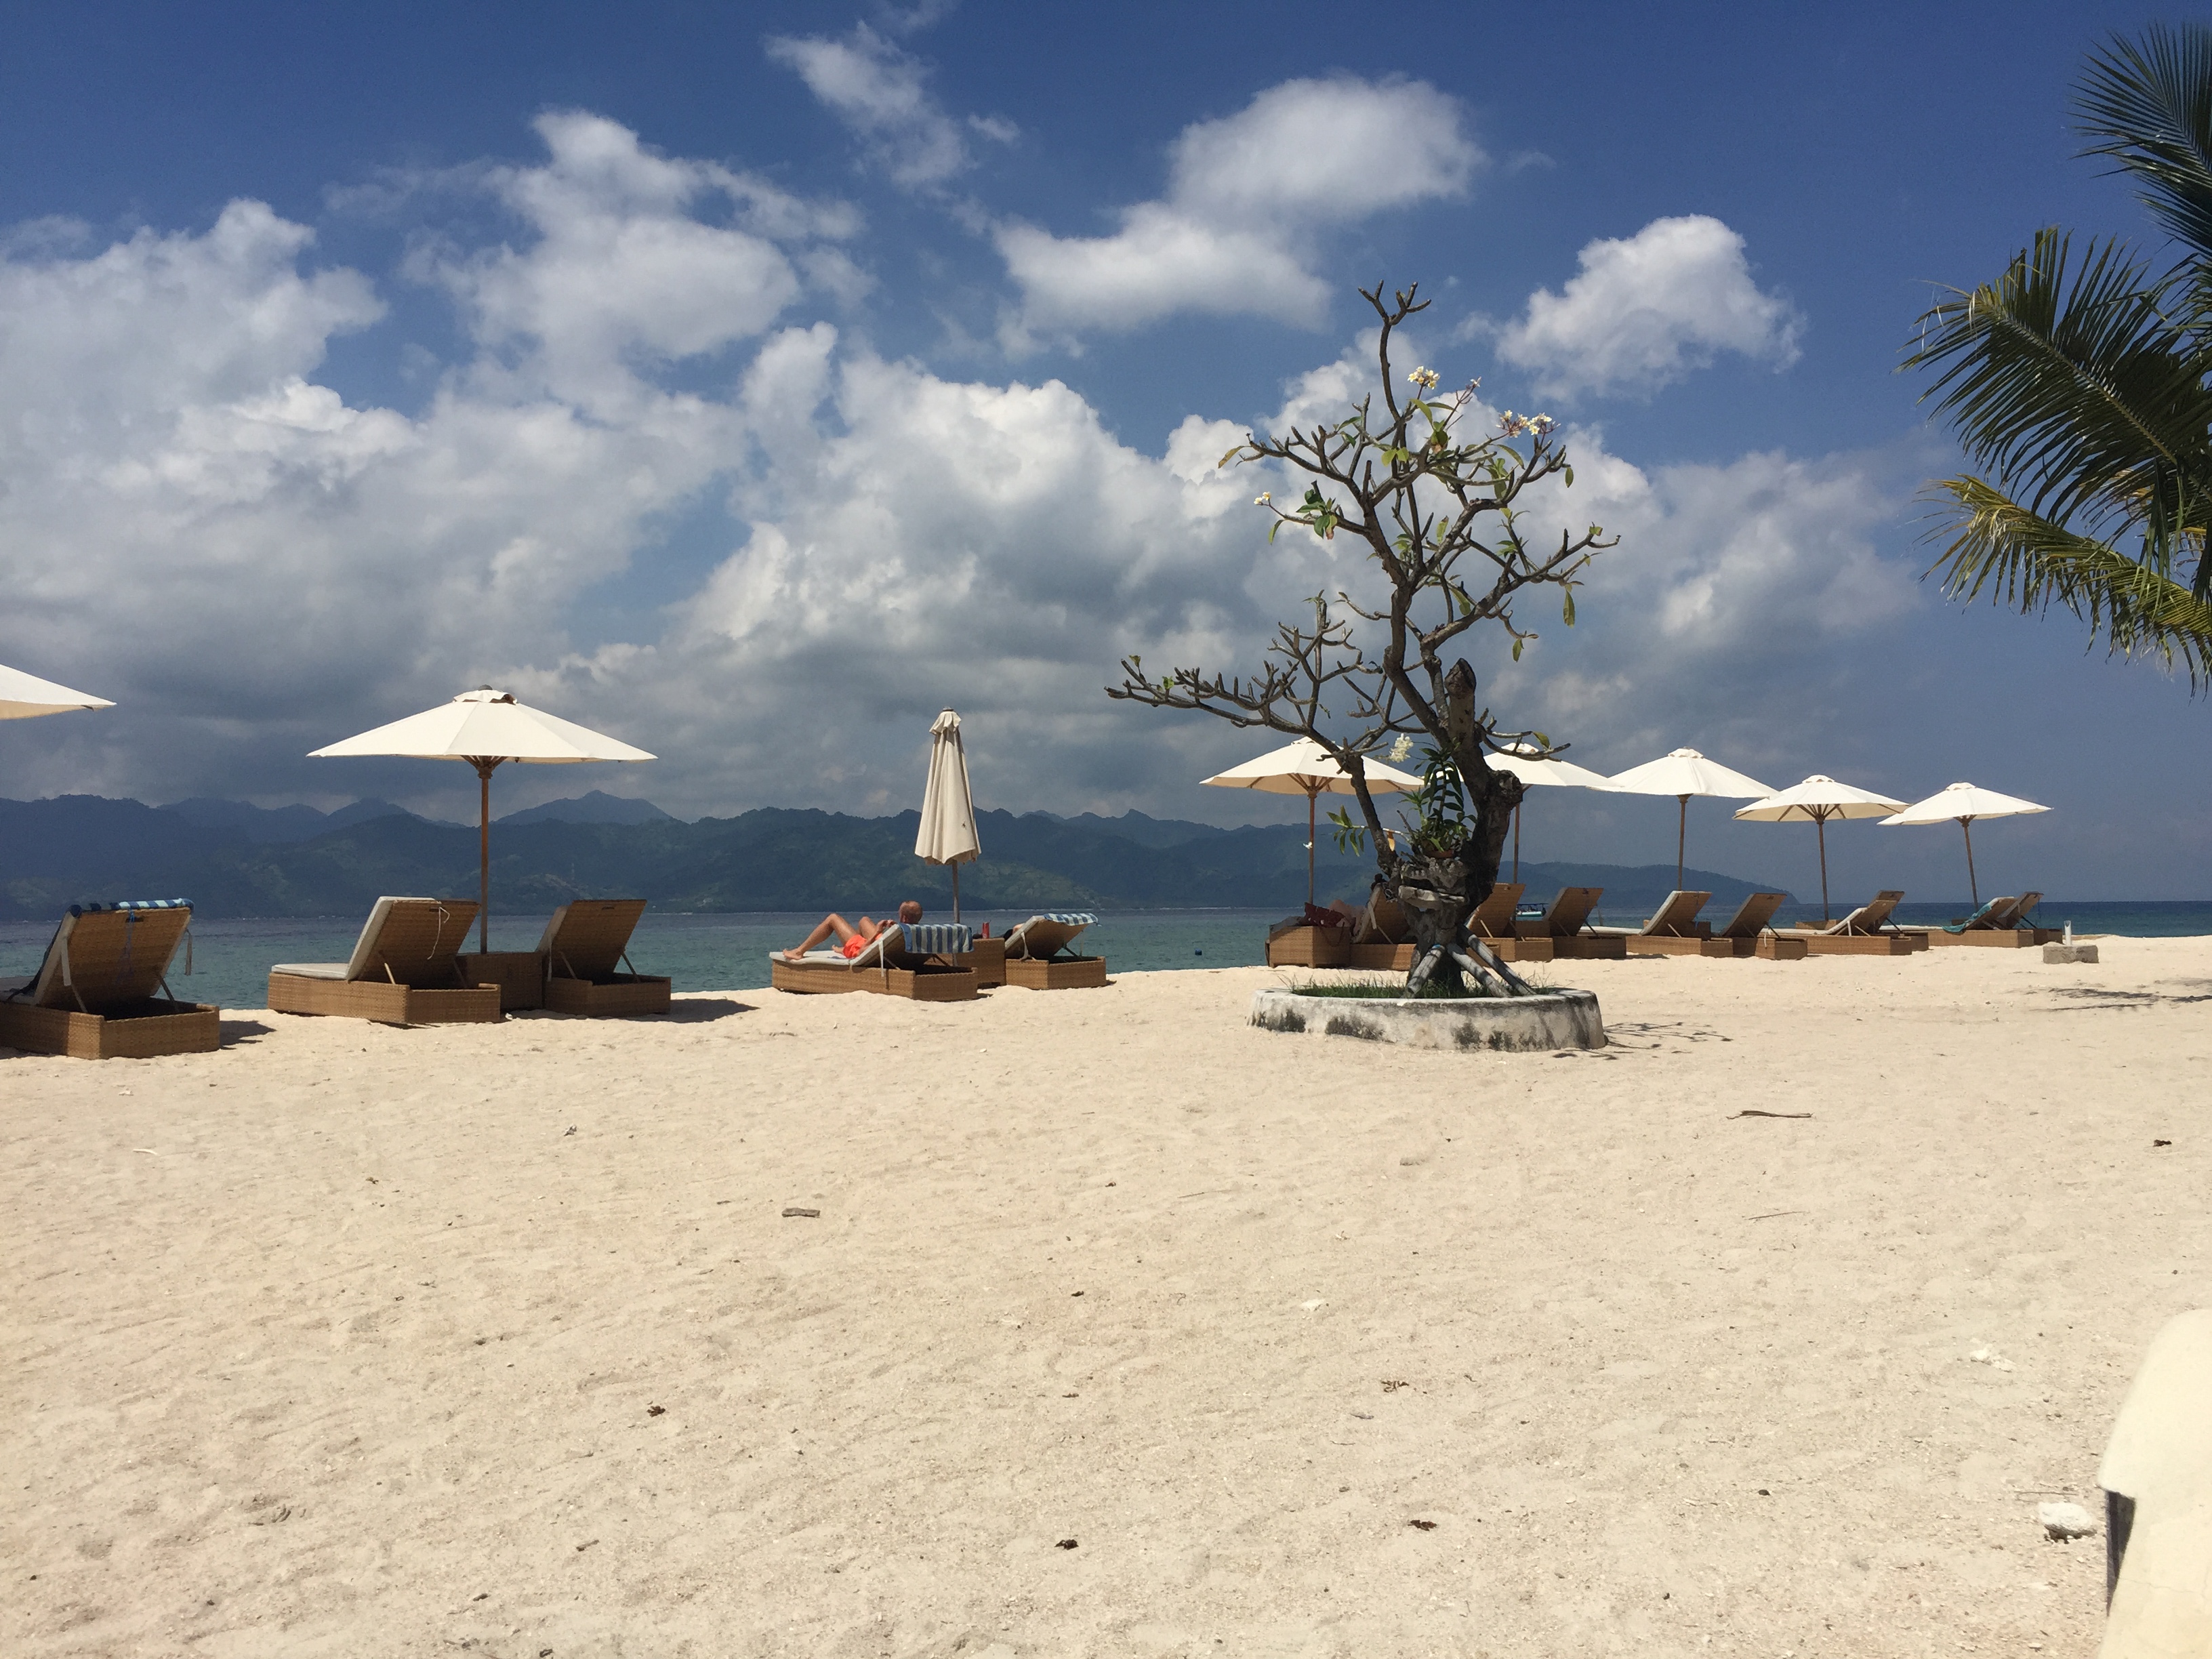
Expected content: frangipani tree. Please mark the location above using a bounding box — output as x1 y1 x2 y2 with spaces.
1110 283 1618 994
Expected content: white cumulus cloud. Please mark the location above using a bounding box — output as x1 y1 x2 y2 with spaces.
1495 214 1803 399
0 112 1935 852
423 112 860 409
996 77 1481 343
766 24 1010 190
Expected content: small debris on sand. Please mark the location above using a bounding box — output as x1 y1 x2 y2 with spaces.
2037 1502 2096 1540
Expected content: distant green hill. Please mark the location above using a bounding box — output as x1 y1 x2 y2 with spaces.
0 796 1793 921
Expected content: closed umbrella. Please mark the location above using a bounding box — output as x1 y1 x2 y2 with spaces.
1879 781 2049 907
1 662 113 720
1202 737 1421 905
916 708 980 922
311 687 654 952
1486 743 1616 883
1605 747 1776 890
1734 775 1906 923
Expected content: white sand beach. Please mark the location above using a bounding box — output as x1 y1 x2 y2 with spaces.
5 942 2207 1657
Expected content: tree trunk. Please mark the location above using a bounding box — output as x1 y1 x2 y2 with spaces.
1379 659 1532 996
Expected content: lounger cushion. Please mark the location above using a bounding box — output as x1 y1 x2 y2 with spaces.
899 922 972 954
270 962 351 981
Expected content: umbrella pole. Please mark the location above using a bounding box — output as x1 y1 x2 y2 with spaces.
1961 817 1978 907
1816 813 1831 924
952 861 960 924
1676 795 1687 891
473 758 499 954
1512 802 1521 884
1306 788 1317 907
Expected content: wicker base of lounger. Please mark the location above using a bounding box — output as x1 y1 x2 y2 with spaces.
769 959 979 1000
1470 936 1553 963
953 939 1007 987
268 973 504 1025
1350 939 1555 970
1923 928 2063 947
544 973 672 1017
1626 935 1736 957
0 997 220 1059
1792 934 1917 956
1750 935 1809 960
1002 955 1107 990
1266 927 1350 968
1347 942 1414 972
1547 935 1629 960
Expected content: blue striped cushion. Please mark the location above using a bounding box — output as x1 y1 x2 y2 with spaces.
1038 912 1097 926
899 922 972 954
68 899 192 916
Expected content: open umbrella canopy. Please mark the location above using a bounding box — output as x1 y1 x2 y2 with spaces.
1486 743 1614 790
312 687 654 950
1605 747 1776 890
1202 737 1421 904
1879 781 2049 827
1606 747 1774 800
1487 743 1615 882
1735 775 1907 922
310 687 653 764
915 708 980 920
1879 781 2049 907
1 662 114 721
1736 774 1906 823
1199 737 1422 797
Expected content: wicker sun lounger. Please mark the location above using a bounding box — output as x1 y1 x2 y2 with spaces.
1265 906 1353 968
1704 891 1805 959
1918 890 2058 947
1347 888 1416 971
1454 881 1553 963
267 897 502 1025
770 922 979 1000
1000 912 1105 989
1592 889 1731 956
536 899 671 1016
1518 886 1627 960
1776 890 1923 956
0 900 218 1059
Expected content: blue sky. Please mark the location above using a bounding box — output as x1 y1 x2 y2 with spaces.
0 0 2196 902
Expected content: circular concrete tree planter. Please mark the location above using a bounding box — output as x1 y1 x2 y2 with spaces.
1249 986 1605 1052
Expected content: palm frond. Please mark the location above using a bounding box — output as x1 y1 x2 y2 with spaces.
2074 23 2212 264
1927 474 2212 686
1906 228 2212 583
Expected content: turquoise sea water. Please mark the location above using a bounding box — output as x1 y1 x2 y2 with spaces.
4 900 2205 1011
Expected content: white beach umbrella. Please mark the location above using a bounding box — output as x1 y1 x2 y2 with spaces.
1 661 114 720
915 708 980 922
1202 737 1421 905
1487 743 1616 884
1878 781 2049 907
1604 747 1776 891
1734 775 1906 922
311 687 655 951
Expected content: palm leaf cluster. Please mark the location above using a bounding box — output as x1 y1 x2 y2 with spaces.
1907 23 2212 684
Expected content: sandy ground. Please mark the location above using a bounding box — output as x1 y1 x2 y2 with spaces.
3 941 2207 1658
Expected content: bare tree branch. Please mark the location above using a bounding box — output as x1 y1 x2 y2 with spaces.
1107 280 1622 994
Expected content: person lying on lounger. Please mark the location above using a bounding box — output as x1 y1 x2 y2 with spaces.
789 899 923 960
